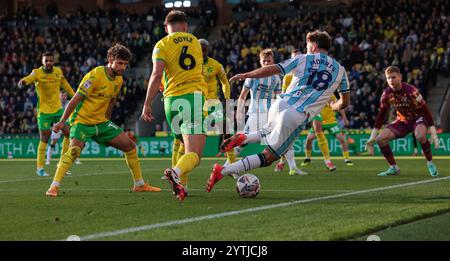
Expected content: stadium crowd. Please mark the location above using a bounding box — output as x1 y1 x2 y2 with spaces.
211 0 450 129
0 1 217 134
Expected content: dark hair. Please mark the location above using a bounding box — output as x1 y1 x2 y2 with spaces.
385 65 401 74
259 48 274 58
42 51 54 57
306 30 332 51
291 49 300 54
107 43 132 61
165 10 187 25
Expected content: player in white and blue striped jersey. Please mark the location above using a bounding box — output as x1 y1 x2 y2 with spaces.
206 31 351 192
236 49 281 135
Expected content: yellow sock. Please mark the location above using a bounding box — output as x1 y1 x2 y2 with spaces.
226 149 236 163
53 146 80 183
37 141 47 169
177 142 185 165
305 150 312 159
175 152 199 187
172 139 181 167
316 132 330 161
343 150 350 160
59 137 70 163
124 148 144 184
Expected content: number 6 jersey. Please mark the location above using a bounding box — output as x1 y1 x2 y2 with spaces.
152 32 207 98
276 53 350 118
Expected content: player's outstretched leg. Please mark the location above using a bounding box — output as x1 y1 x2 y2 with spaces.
220 133 248 152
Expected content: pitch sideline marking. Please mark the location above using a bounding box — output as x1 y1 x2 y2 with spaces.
73 176 450 241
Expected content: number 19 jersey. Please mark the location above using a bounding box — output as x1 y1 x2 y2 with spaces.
276 53 350 118
152 32 207 98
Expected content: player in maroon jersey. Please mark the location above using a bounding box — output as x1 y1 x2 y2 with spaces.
366 66 439 177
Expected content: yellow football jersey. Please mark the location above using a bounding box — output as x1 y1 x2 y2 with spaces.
204 57 230 100
281 74 293 93
321 95 338 125
21 66 75 116
71 66 122 125
152 32 207 98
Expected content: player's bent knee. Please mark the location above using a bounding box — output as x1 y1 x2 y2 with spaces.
67 146 81 158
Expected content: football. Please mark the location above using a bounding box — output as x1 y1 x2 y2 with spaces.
236 174 260 198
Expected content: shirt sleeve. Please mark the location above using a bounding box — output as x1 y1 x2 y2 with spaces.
61 74 75 98
21 69 37 85
276 55 302 76
217 63 231 99
243 78 252 90
77 72 96 97
338 69 350 93
152 41 166 63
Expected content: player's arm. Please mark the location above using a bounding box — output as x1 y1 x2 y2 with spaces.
217 64 231 99
330 69 351 111
105 98 116 120
367 89 391 147
18 70 36 88
53 92 84 133
142 60 165 122
230 65 282 83
230 56 301 83
416 92 439 148
237 83 250 123
339 109 350 127
61 75 75 98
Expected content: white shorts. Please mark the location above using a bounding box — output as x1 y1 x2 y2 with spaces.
261 99 308 158
244 112 268 134
51 130 62 140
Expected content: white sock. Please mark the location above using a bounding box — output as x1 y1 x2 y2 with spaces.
134 179 145 186
222 154 264 176
173 167 181 177
46 146 52 162
427 161 433 166
244 132 261 144
51 181 60 187
324 159 331 165
285 148 297 170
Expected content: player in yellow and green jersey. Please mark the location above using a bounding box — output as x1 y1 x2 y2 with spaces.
200 39 236 165
18 51 75 177
142 10 208 201
301 95 353 171
45 44 161 197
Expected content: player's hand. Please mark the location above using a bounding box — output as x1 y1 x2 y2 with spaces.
229 74 247 83
53 121 65 133
18 80 25 89
365 138 376 151
329 100 341 111
141 104 155 122
430 134 440 149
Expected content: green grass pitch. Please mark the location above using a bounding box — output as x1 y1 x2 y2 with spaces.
0 157 449 240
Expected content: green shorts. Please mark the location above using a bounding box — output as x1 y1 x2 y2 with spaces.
70 120 123 146
309 122 341 135
38 108 69 131
164 93 206 140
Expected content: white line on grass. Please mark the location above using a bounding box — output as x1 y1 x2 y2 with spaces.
73 176 450 241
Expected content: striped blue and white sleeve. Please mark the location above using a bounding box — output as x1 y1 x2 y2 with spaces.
276 55 302 76
338 69 350 93
243 78 252 89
